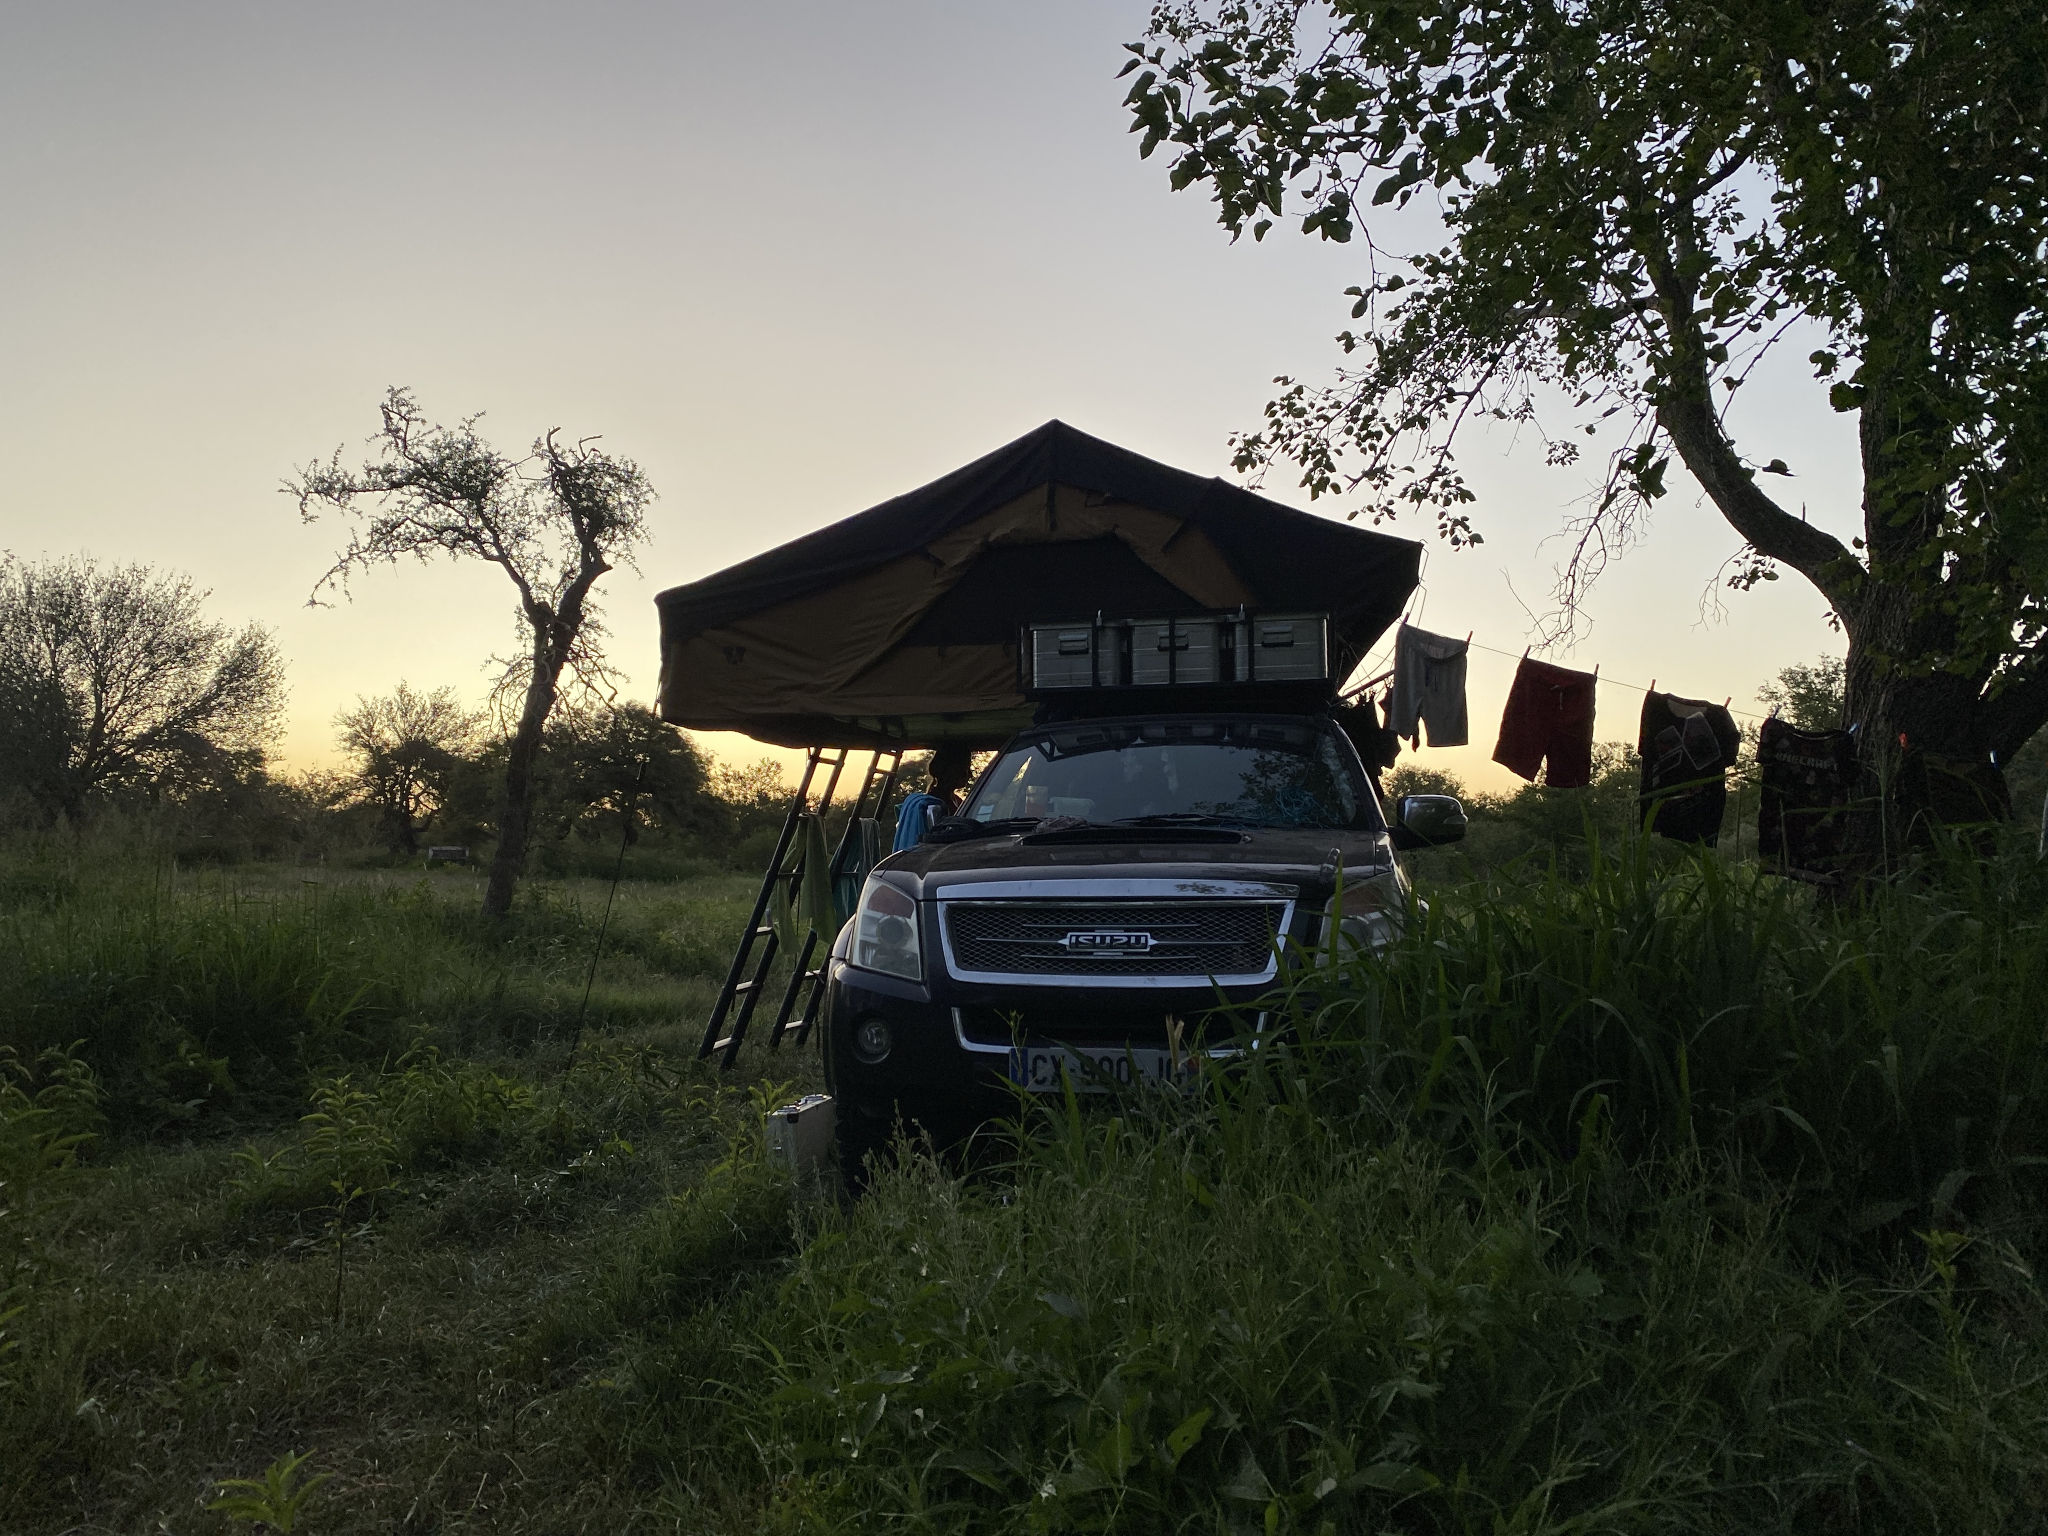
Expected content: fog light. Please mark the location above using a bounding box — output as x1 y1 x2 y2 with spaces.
853 1017 893 1064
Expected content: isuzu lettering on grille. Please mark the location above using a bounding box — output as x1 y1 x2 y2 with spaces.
1061 928 1156 954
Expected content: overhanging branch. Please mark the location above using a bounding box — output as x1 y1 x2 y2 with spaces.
1655 388 1862 613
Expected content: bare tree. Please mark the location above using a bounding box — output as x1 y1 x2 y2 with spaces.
0 556 284 819
335 682 477 854
289 388 654 917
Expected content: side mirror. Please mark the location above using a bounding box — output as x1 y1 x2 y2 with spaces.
1395 794 1468 848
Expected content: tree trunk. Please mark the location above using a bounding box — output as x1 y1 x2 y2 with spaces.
483 652 561 920
1841 578 2010 866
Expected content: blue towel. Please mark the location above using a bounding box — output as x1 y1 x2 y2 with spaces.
892 792 943 853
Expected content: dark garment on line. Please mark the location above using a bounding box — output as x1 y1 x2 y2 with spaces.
1756 719 1857 879
1637 692 1742 845
1493 657 1598 788
1893 745 2008 856
1336 696 1401 772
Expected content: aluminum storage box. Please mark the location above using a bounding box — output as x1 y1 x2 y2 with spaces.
1234 613 1329 683
1029 622 1128 689
1129 617 1223 686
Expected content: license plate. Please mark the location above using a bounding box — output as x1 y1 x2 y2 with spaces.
1005 1045 1181 1092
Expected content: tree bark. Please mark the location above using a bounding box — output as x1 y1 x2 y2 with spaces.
483 630 562 920
481 560 603 919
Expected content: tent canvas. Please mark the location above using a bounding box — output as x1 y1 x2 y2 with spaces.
654 421 1422 748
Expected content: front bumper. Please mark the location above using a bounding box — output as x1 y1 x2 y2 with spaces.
823 956 1278 1146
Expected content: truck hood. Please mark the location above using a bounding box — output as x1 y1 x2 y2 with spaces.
876 825 1396 897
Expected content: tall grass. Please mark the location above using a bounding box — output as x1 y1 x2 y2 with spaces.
6 827 2045 1531
0 833 759 1127
737 1115 2046 1533
616 835 2048 1532
1289 835 2048 1248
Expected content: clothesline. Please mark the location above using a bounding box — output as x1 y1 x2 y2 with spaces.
1346 626 1772 725
1342 613 1862 872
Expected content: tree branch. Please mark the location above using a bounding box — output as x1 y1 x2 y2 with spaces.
1656 387 1863 617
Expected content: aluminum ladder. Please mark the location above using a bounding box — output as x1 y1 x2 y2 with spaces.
697 746 902 1068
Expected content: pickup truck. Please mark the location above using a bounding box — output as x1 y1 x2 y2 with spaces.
821 708 1467 1182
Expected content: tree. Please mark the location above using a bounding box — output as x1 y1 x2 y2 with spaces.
334 683 477 853
1758 656 1848 733
290 389 655 917
535 703 714 847
1125 0 2048 824
0 556 284 819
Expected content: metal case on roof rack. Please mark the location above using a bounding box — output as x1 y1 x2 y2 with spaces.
1232 613 1328 683
1129 617 1224 686
1025 612 1331 692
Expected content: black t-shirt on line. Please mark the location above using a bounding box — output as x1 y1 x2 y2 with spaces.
1638 692 1742 845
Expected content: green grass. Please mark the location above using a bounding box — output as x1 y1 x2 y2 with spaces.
3 830 2046 1532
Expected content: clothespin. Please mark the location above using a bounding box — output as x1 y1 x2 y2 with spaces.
1723 696 1732 709
1649 678 1656 693
1463 630 1472 645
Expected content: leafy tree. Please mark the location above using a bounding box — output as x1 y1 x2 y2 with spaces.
290 389 655 917
536 703 714 846
1126 0 2048 819
1381 763 1467 802
1759 655 1848 733
0 556 283 820
334 683 477 854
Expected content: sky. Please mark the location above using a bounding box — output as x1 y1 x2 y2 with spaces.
0 1 1855 793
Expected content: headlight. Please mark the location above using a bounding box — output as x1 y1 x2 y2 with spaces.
852 878 922 980
1319 869 1404 959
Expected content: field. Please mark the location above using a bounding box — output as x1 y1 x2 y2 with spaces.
4 829 2047 1532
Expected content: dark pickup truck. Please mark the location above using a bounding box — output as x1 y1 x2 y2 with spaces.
821 709 1466 1178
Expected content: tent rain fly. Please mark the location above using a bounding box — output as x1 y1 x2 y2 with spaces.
655 421 1422 748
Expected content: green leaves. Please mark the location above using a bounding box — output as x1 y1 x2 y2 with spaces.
207 1449 329 1532
1128 0 2048 739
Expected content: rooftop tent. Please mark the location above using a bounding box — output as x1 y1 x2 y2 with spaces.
654 421 1422 748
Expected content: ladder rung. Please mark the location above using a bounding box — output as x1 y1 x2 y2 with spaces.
732 980 762 995
710 1034 738 1053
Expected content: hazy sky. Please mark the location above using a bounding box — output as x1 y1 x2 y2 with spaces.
0 2 1854 791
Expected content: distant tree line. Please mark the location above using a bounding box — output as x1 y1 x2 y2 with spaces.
0 555 791 874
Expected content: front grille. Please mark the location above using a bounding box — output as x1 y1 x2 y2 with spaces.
943 901 1285 978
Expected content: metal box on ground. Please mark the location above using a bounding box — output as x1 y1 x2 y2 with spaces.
765 1093 836 1173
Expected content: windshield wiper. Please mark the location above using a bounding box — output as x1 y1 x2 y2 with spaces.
1112 813 1261 829
923 816 1040 844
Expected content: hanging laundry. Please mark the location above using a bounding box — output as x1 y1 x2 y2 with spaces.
1893 745 2008 852
1637 692 1742 844
1756 719 1858 879
1335 695 1400 772
1493 657 1597 787
1388 622 1470 747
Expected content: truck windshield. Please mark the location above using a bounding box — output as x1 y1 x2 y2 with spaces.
963 720 1374 831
